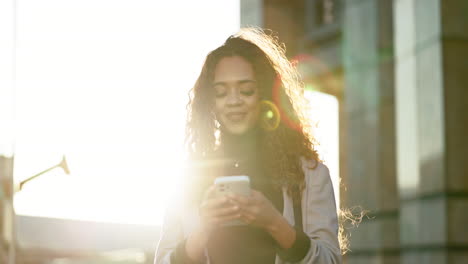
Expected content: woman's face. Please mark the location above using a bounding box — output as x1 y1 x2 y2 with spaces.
213 56 260 135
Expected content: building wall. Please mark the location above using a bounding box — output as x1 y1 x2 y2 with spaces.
342 1 399 263
0 156 15 263
393 0 468 263
240 0 468 263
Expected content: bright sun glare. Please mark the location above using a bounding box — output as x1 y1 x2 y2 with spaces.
12 0 339 226
13 0 240 226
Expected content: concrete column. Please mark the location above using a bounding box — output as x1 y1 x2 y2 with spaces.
240 0 263 27
394 0 468 263
250 0 305 58
343 0 399 263
0 0 16 263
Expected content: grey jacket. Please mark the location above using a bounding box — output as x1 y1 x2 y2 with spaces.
155 160 342 264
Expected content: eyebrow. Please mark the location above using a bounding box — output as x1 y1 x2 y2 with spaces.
212 79 256 87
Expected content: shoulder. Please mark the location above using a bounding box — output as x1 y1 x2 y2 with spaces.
300 158 332 186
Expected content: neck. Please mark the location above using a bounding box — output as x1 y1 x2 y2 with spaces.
220 127 260 158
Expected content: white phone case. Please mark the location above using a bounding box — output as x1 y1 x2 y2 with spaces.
214 175 251 197
214 175 251 226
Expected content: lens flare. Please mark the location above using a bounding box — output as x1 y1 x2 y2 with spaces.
266 110 274 119
271 76 302 132
270 53 339 132
293 53 340 96
259 100 280 131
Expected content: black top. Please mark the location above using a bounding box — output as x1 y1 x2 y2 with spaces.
173 129 311 264
207 129 282 264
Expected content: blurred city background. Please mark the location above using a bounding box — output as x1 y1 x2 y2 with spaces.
0 0 467 263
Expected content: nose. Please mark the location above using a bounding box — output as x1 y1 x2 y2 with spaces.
226 90 242 106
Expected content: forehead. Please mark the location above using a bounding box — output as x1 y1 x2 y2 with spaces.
213 56 255 83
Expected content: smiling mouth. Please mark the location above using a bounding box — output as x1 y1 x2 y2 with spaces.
226 112 247 122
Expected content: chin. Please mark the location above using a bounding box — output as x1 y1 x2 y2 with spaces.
221 123 251 135
223 123 260 135
225 127 249 135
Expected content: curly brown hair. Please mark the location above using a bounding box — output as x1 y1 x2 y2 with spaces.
185 27 320 202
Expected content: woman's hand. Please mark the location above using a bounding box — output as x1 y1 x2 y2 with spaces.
228 189 297 249
198 185 242 234
228 189 282 230
186 185 241 262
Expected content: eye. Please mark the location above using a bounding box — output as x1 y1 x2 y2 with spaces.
215 92 227 98
240 84 256 96
241 90 255 96
214 85 227 98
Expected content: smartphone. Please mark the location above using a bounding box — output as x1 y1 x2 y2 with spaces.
214 175 250 226
214 175 251 197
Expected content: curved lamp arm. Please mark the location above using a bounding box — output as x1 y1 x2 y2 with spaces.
17 155 70 192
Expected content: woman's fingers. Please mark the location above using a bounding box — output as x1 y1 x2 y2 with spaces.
203 204 241 227
211 212 242 225
240 203 259 216
200 196 240 218
228 192 260 215
200 197 227 216
240 212 256 224
227 193 251 206
212 204 240 217
202 185 217 200
199 186 244 231
201 189 275 228
208 196 230 208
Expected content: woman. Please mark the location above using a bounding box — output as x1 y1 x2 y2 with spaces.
155 28 341 264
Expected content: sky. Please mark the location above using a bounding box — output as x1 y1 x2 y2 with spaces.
10 0 339 226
